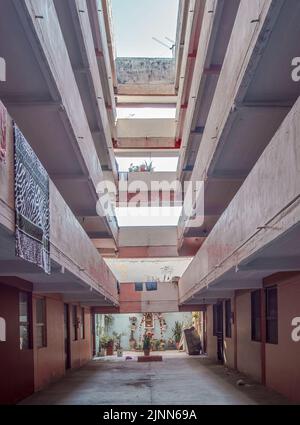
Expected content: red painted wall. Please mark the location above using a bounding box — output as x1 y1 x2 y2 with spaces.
33 295 93 390
264 274 300 403
69 306 92 369
0 280 34 405
119 283 142 313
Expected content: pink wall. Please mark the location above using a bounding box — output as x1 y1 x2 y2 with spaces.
33 294 65 391
264 275 300 403
119 282 179 313
224 297 235 369
69 306 92 370
206 305 217 361
0 280 34 405
119 283 142 313
33 294 92 392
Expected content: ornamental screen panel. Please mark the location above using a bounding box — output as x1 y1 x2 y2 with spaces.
0 100 7 162
14 124 50 274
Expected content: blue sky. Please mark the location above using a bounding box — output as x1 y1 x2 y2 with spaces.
111 0 179 58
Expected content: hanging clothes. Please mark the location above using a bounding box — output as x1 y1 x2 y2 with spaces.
0 101 7 162
14 124 51 274
146 281 158 291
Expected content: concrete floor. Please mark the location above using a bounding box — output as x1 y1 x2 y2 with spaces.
20 352 291 405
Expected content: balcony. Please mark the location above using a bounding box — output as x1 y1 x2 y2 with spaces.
179 95 300 305
0 114 119 307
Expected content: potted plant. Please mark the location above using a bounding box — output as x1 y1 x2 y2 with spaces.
106 338 114 356
172 321 183 350
144 160 155 172
143 333 152 356
135 343 143 352
99 335 110 356
159 339 166 351
113 332 125 357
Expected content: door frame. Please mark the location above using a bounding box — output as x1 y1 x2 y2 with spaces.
216 302 224 363
64 304 71 370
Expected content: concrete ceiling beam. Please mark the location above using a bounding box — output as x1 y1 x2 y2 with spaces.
238 257 300 272
209 280 263 291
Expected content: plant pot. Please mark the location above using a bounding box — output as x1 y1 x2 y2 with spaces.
117 349 123 358
106 340 114 356
99 348 106 357
144 349 150 356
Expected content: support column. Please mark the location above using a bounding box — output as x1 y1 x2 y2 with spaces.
260 288 266 386
234 292 238 370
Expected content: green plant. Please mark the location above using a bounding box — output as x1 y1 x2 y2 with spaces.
128 160 155 173
159 339 166 351
151 339 160 351
143 334 152 351
113 331 126 349
135 343 142 351
100 335 112 348
144 160 155 172
172 321 183 344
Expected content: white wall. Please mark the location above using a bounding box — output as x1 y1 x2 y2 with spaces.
108 313 192 350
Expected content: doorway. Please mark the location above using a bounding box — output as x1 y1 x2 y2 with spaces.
64 304 71 370
216 303 224 363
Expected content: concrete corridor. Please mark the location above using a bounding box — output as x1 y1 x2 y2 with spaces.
20 353 291 405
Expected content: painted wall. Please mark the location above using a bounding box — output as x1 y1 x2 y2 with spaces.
119 282 179 313
116 58 175 85
265 275 300 403
69 305 92 370
224 297 235 369
33 294 65 392
33 296 93 391
100 312 192 350
0 280 93 403
206 305 217 361
0 280 34 405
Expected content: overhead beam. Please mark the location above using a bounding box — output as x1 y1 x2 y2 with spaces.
2 100 62 110
0 260 61 275
52 173 91 182
239 257 300 272
210 280 263 291
198 290 235 299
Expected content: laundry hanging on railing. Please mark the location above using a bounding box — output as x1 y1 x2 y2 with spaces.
0 101 7 162
14 124 50 274
135 282 143 292
145 281 158 291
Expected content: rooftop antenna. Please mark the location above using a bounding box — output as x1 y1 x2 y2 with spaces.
152 37 176 57
165 37 175 45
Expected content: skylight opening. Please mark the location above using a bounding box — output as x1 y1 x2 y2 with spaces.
111 0 180 59
116 156 178 172
117 107 176 120
116 206 182 227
